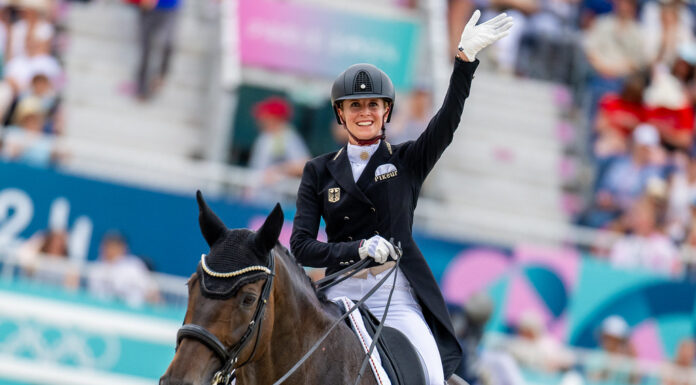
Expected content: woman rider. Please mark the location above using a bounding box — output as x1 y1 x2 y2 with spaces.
290 10 513 384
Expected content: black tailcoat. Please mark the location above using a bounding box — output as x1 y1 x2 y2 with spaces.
290 58 479 378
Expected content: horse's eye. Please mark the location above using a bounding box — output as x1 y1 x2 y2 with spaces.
242 295 257 307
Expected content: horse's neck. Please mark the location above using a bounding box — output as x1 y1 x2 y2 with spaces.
240 254 375 384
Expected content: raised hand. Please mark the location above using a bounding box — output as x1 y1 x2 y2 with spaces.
458 10 514 61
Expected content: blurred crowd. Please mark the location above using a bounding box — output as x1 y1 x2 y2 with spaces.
450 292 696 385
566 0 696 281
15 227 160 307
0 0 64 167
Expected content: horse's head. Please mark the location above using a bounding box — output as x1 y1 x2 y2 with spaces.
161 191 283 385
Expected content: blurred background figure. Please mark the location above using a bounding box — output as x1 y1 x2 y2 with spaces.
592 73 646 159
389 85 433 144
8 0 54 60
582 0 646 121
246 96 310 200
452 291 494 384
584 315 641 385
643 63 694 153
134 0 180 100
507 310 574 373
662 339 696 385
87 231 159 307
1 96 59 166
16 228 79 289
609 196 680 277
642 0 694 68
580 124 666 228
3 36 61 115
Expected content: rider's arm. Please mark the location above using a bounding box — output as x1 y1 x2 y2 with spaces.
290 162 362 268
401 11 512 182
401 57 479 183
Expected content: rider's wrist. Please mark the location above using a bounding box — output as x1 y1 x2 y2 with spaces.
457 47 472 62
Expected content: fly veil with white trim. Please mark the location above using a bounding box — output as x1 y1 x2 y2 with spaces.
195 191 281 300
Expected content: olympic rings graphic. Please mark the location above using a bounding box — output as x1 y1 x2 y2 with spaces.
0 318 121 369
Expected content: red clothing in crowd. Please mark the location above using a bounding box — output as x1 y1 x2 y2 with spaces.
598 93 646 137
645 105 695 134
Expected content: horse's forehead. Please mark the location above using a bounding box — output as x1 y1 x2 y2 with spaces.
199 229 269 300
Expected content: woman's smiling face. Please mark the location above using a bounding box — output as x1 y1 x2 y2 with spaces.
337 98 390 144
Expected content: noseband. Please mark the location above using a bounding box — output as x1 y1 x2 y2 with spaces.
176 250 276 385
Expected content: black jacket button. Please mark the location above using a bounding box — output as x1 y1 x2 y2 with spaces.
344 216 350 221
374 231 379 235
370 207 376 213
347 236 353 241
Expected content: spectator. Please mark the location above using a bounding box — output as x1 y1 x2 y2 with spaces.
583 0 645 78
87 231 159 307
662 339 696 385
18 73 60 134
610 196 680 276
593 73 646 158
514 0 580 83
507 310 574 373
388 86 432 144
585 315 641 385
7 0 54 60
16 229 79 289
135 0 181 100
0 1 10 62
247 96 310 199
453 291 494 383
1 96 58 166
4 36 62 96
642 0 696 68
644 64 695 152
478 0 541 73
679 221 696 280
665 153 695 242
581 123 666 228
675 42 696 105
582 0 646 121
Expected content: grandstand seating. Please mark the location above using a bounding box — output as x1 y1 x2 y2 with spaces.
63 0 218 158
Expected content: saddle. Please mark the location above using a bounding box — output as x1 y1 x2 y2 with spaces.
343 303 426 385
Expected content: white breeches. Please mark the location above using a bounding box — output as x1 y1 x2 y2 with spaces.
327 267 445 385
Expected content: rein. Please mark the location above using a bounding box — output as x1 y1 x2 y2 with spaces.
272 241 403 385
176 242 402 385
176 249 276 385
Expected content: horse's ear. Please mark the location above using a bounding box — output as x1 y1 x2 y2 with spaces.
196 190 227 246
254 203 284 254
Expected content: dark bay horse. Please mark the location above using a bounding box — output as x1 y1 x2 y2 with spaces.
160 192 377 385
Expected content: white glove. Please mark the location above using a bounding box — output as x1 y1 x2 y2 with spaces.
358 235 398 264
458 10 514 61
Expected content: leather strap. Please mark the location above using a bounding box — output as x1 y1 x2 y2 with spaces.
177 324 229 363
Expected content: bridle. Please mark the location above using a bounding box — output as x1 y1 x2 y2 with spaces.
176 249 276 385
175 241 402 385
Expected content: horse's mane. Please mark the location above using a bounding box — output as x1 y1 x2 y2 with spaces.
273 243 331 304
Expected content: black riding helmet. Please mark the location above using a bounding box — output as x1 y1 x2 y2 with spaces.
331 63 395 125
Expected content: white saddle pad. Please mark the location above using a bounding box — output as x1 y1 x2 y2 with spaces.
333 296 392 385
